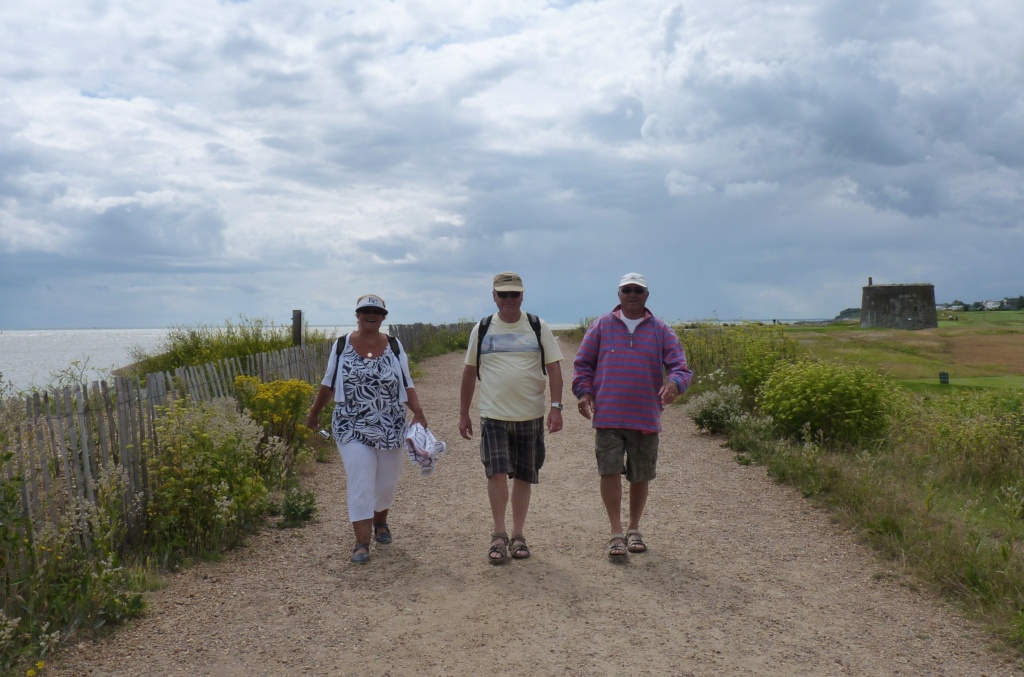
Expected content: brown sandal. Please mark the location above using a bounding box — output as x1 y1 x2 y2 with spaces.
509 535 531 560
488 531 509 565
607 534 627 560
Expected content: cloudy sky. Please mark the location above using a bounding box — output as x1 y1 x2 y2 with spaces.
2 0 1022 329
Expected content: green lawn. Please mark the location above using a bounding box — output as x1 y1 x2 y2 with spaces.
783 311 1024 386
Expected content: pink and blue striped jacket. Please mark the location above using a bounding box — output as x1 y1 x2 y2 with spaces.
571 307 692 433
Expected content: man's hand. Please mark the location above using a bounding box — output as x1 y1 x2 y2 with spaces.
577 394 595 420
659 380 680 406
459 413 474 440
547 408 563 433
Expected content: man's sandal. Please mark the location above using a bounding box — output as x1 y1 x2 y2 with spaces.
626 529 647 553
351 543 370 564
509 535 531 560
607 534 627 560
488 531 509 565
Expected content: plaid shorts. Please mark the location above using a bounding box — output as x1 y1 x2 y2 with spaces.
594 428 659 482
479 417 546 484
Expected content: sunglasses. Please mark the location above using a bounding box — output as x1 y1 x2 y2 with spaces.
619 286 647 294
496 291 522 299
358 308 387 316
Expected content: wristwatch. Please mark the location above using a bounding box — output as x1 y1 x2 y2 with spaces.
550 401 563 411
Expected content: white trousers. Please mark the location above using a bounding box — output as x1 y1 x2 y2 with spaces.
337 441 404 522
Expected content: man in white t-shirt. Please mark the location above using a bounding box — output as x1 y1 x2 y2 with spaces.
459 272 564 565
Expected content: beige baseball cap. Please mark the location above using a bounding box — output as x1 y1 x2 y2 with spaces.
493 272 525 292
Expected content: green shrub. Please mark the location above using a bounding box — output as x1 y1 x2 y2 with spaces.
2 465 144 672
725 413 778 455
147 397 275 561
234 376 315 484
279 487 317 528
757 359 899 445
683 323 799 399
234 377 314 447
685 384 744 434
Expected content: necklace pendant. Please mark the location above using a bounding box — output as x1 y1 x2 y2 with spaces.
367 351 373 357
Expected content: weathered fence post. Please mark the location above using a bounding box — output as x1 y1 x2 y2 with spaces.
292 309 303 347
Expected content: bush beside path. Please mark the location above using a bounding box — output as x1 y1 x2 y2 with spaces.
46 341 1021 676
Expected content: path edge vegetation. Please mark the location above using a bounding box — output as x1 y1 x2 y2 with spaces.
0 317 472 675
654 314 1024 658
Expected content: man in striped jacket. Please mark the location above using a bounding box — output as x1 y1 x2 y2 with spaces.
571 272 692 560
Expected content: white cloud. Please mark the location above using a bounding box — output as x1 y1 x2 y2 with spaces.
723 181 779 199
665 170 713 196
0 0 1022 330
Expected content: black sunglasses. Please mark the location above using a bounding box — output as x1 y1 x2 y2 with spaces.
496 291 522 299
619 286 647 294
358 307 387 316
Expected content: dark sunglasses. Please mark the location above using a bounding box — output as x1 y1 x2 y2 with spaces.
358 308 387 316
619 286 647 294
496 291 522 299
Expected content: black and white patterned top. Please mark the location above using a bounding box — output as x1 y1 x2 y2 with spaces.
331 343 407 450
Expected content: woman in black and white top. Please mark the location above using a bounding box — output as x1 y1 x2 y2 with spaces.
305 294 427 564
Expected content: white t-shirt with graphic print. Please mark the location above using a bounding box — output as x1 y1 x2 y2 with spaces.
464 313 563 422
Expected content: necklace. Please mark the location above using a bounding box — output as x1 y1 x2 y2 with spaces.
359 333 381 358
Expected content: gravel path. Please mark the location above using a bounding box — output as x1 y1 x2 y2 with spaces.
46 340 1022 676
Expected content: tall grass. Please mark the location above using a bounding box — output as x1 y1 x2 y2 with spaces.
392 321 473 363
126 315 330 377
682 322 799 399
559 317 596 343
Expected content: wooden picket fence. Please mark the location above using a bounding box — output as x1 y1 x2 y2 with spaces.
3 341 333 558
2 322 467 559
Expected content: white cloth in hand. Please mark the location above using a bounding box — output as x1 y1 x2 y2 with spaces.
404 423 447 477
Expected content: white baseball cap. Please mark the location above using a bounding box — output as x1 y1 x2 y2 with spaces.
618 272 648 289
355 294 388 314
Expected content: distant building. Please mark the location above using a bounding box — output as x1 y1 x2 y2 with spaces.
860 278 938 330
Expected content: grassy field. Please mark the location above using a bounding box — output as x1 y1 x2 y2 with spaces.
784 310 1024 388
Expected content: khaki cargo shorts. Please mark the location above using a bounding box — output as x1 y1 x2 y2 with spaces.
594 428 659 482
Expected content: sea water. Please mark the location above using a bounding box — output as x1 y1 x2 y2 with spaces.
0 328 170 393
0 326 355 393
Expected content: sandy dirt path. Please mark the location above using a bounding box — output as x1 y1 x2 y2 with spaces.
47 340 1021 676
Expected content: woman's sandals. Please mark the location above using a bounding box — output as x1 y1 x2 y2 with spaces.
488 531 509 565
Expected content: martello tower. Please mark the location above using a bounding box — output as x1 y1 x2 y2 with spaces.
860 278 938 330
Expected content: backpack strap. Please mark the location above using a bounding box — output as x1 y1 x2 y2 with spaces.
331 333 408 389
475 313 546 380
388 335 410 388
526 313 547 376
475 315 492 381
330 334 348 390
